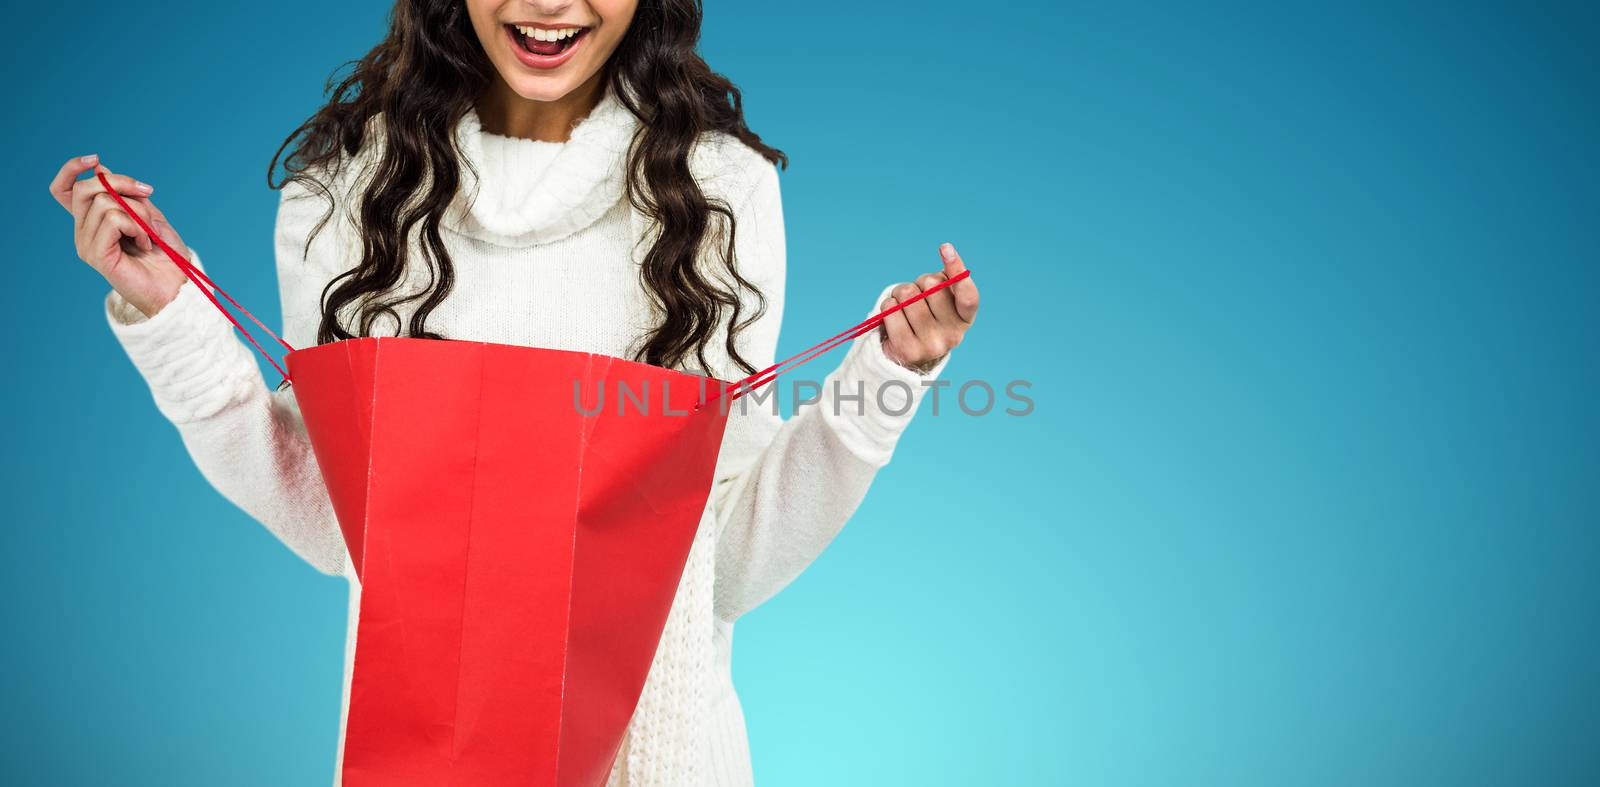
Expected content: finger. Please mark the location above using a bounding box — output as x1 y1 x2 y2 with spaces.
89 210 145 268
95 195 154 254
939 242 979 324
92 189 155 228
71 166 153 228
87 192 153 252
50 154 100 211
113 194 181 252
896 280 940 342
917 271 961 326
96 164 155 198
879 293 922 360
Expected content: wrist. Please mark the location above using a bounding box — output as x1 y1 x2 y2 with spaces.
122 271 188 321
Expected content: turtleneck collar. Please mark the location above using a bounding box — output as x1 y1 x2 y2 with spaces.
445 81 638 247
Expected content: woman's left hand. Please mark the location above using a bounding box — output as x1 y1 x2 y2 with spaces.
879 242 981 373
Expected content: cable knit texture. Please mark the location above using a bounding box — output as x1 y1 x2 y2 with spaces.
103 81 949 786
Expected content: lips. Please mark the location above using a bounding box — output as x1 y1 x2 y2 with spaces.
506 24 590 69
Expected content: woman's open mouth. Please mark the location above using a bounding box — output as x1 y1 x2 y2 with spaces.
506 24 590 70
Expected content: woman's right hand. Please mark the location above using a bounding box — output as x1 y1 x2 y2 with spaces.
51 153 191 320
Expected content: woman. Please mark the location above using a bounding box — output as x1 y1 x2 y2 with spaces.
49 0 979 783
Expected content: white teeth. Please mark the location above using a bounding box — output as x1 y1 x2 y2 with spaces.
515 25 582 41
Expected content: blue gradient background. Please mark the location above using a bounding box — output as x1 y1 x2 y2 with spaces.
4 2 1597 785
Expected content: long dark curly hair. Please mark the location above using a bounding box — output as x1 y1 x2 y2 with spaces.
268 0 787 377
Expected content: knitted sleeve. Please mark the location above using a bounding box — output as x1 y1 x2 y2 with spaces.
102 182 349 577
709 161 952 623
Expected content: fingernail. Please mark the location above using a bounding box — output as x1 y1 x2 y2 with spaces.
940 242 956 261
81 154 99 165
136 182 154 194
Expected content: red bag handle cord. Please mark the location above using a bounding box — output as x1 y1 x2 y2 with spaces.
97 172 296 383
99 170 969 396
714 268 972 403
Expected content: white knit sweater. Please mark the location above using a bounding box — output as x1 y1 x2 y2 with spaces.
103 81 949 786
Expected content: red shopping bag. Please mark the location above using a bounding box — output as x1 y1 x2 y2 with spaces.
101 173 968 786
291 338 731 786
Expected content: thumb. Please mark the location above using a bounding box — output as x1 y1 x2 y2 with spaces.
939 242 967 278
939 242 979 323
149 218 181 254
141 202 187 258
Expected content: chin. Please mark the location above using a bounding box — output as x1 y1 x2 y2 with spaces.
504 77 581 103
